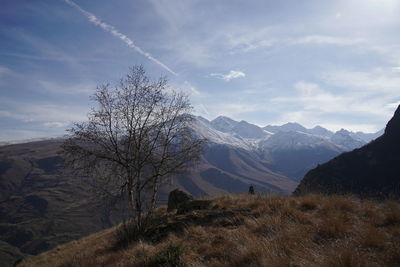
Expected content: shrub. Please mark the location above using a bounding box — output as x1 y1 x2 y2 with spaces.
151 244 185 267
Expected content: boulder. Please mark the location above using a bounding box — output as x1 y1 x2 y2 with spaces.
167 189 193 212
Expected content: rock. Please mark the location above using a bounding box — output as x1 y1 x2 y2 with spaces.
177 200 214 215
167 189 193 212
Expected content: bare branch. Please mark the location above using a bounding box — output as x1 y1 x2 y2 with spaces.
62 65 205 233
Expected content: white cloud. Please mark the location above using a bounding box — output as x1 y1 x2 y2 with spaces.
269 77 399 132
386 101 400 109
323 68 400 94
294 81 321 96
149 0 195 32
225 24 400 65
0 101 88 123
392 67 400 73
186 83 201 96
225 26 276 52
43 122 69 128
290 35 363 46
64 0 177 75
210 70 246 81
196 102 258 121
38 80 95 95
193 103 211 117
0 66 12 75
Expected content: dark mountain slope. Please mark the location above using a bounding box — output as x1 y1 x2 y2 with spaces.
294 105 400 197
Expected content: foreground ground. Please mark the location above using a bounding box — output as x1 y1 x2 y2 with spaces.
19 194 400 267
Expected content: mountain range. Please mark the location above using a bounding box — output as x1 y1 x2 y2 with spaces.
184 115 382 188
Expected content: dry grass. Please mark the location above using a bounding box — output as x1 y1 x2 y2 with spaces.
19 194 400 267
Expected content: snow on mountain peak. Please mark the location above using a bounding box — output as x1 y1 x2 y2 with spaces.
264 122 308 134
210 116 238 133
232 120 268 139
331 129 365 150
190 115 374 152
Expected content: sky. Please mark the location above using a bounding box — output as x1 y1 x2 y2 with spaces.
1 0 400 141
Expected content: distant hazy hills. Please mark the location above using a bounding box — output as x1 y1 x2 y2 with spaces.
295 105 400 197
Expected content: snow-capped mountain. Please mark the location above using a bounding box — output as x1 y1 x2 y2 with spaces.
264 122 308 134
330 129 366 151
307 126 334 138
190 116 253 150
351 129 384 143
193 116 382 152
259 131 339 151
211 116 268 139
189 115 383 182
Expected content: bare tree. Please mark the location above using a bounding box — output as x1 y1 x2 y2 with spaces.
62 65 204 233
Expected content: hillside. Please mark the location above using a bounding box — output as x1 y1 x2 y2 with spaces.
0 140 127 264
0 139 296 264
295 105 400 197
19 194 400 267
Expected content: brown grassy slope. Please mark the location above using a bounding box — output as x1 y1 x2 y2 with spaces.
19 194 400 267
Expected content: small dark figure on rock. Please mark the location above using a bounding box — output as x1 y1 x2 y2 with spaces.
248 185 255 195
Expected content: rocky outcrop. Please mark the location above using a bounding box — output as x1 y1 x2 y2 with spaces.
167 189 193 212
167 189 214 214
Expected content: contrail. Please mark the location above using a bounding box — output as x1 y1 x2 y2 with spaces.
64 0 177 76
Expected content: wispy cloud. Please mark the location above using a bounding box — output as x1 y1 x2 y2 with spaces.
229 31 364 53
38 80 95 95
149 0 195 32
64 0 177 76
0 66 12 75
0 100 88 123
42 121 69 128
269 75 399 132
210 70 246 81
323 68 400 94
290 35 363 46
197 102 259 120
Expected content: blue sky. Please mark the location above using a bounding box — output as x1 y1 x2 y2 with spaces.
1 0 400 141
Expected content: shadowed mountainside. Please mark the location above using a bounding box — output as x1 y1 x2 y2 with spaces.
295 105 400 197
0 140 128 265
